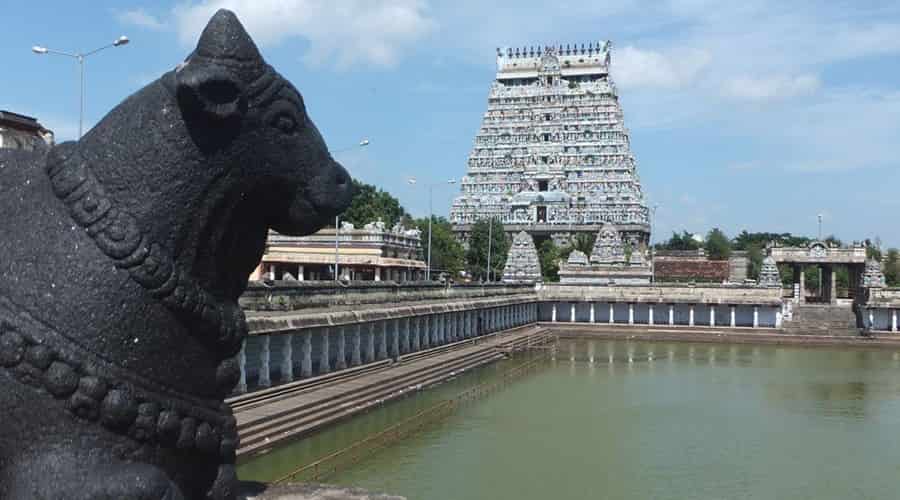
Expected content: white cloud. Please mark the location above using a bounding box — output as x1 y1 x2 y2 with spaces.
614 46 711 89
172 0 435 68
723 74 820 101
116 9 166 30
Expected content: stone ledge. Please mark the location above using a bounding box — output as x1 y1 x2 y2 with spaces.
239 482 405 500
246 295 536 335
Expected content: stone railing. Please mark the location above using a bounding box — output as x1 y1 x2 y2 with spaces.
539 283 783 306
240 281 537 312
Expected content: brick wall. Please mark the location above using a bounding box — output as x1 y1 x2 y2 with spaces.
654 258 730 282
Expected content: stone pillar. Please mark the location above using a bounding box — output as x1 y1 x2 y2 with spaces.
570 303 576 323
320 329 331 374
628 303 634 325
433 314 441 345
402 317 411 353
710 307 715 327
411 317 421 351
300 332 312 378
378 321 388 360
730 306 736 327
258 335 271 388
390 320 400 357
552 303 557 322
868 309 875 330
589 303 595 323
799 267 806 304
237 342 247 393
688 305 694 327
609 303 615 324
297 265 304 281
753 306 759 328
335 327 347 370
775 308 783 329
668 305 674 326
648 305 654 326
280 333 294 383
352 324 363 366
892 309 897 333
831 267 838 304
423 316 431 348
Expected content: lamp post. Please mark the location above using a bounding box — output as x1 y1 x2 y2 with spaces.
650 203 659 282
486 217 493 282
817 213 823 241
408 177 456 281
32 35 130 139
333 139 370 281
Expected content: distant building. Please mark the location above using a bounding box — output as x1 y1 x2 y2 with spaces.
652 249 730 283
250 221 427 282
0 111 53 151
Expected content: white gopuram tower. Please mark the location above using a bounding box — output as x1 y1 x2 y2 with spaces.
450 42 650 249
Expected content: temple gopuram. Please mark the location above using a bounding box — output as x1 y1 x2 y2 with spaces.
450 42 650 250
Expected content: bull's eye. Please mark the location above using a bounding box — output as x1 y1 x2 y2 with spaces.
272 113 298 134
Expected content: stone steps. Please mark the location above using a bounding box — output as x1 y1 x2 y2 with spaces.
784 305 859 336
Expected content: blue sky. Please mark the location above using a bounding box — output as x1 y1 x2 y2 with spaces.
3 1 899 246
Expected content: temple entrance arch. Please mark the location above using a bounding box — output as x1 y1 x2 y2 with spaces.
769 241 867 305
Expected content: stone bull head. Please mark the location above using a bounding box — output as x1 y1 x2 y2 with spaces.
0 9 352 500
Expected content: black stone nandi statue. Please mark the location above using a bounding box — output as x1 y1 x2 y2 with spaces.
0 10 352 500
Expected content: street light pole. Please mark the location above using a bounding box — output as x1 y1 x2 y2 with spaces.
486 217 493 282
651 203 659 283
817 213 823 241
332 138 370 281
408 178 456 281
32 36 130 139
334 215 341 281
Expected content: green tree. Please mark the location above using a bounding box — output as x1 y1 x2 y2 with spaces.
865 238 883 261
656 230 701 251
340 179 407 228
732 231 813 250
571 233 596 256
537 239 561 282
466 218 510 282
705 228 731 260
412 216 465 278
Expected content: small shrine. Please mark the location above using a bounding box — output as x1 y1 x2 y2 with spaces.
502 231 542 283
559 223 651 284
757 255 781 287
863 258 886 288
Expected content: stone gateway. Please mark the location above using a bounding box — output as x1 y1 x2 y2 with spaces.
0 10 351 500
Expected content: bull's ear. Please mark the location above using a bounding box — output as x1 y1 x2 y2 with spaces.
176 65 246 122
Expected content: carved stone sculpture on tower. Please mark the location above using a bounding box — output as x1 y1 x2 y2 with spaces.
757 255 781 287
502 231 542 283
567 249 588 266
0 10 352 500
590 223 627 264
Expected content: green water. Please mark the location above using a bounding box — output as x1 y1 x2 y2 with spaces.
241 340 900 500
